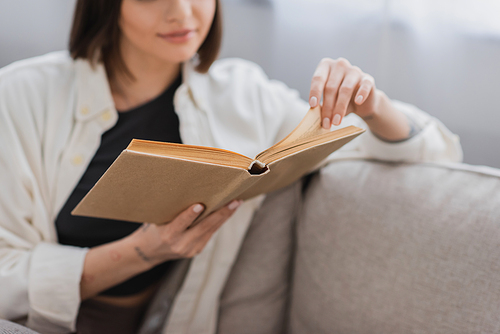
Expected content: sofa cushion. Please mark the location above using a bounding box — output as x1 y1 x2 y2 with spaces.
290 160 500 333
217 180 303 334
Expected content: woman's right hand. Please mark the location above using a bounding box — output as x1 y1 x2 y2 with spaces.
127 200 243 268
80 200 242 300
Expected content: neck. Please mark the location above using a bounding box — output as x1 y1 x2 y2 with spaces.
109 39 182 112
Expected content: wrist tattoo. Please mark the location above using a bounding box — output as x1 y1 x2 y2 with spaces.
135 246 152 263
361 114 375 121
142 223 150 232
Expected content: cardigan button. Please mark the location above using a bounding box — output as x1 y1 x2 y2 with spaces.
71 155 84 166
80 107 90 116
100 110 112 121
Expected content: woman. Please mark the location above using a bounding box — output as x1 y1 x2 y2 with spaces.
0 0 462 333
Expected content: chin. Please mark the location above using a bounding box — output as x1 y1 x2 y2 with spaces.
155 46 199 65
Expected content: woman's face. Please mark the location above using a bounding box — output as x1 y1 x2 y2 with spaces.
120 0 216 65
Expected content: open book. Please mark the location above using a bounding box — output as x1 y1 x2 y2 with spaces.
72 106 365 225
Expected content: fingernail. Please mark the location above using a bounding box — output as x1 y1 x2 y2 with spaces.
322 117 330 129
193 204 204 213
228 200 241 210
332 114 341 126
309 96 317 107
356 95 363 104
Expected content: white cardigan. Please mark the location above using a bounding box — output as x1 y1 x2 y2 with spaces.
0 51 462 333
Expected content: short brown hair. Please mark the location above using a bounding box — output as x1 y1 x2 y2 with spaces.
69 0 222 78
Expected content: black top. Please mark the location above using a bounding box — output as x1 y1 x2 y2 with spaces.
56 75 183 296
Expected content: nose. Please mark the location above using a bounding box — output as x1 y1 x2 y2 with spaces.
164 0 192 24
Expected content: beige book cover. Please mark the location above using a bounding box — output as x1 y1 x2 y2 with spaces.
72 106 365 225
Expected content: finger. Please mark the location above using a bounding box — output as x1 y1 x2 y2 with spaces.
309 59 331 108
181 201 241 256
354 75 375 105
321 65 346 129
199 200 241 234
185 200 241 239
332 70 362 126
168 203 205 233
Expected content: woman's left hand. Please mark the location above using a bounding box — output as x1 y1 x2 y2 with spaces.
308 57 380 129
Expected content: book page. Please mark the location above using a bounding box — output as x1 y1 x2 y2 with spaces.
127 139 254 170
257 126 364 164
255 106 329 161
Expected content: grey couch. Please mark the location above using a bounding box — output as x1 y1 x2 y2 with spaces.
218 160 500 334
3 160 500 333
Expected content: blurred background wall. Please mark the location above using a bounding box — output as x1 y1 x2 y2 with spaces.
1 0 499 167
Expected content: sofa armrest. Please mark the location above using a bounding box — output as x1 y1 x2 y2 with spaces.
290 160 500 334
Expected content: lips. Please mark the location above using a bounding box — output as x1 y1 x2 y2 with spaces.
157 29 196 43
162 29 194 38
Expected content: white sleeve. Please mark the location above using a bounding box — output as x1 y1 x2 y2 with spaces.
0 68 88 333
0 242 88 332
27 243 88 332
327 100 463 163
256 71 463 164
